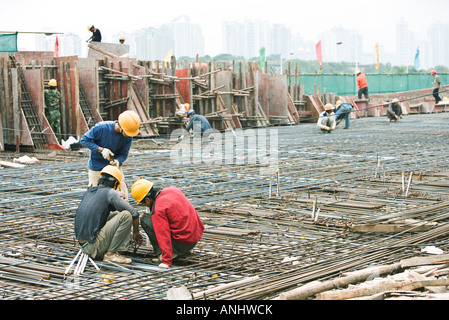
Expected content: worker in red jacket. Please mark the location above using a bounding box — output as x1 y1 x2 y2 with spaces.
131 178 204 267
356 71 369 100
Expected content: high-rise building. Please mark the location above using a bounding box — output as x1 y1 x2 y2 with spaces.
172 15 205 58
271 24 291 58
320 26 362 68
60 33 82 57
222 20 271 59
427 22 449 68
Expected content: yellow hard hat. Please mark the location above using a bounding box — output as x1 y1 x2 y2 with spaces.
49 79 57 87
118 110 141 137
336 100 343 107
184 103 190 110
131 178 154 205
324 103 334 111
100 165 122 189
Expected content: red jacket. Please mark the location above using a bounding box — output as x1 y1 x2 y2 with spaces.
357 74 368 90
151 186 204 266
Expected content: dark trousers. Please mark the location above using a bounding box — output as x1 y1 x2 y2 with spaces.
358 87 369 100
433 88 442 104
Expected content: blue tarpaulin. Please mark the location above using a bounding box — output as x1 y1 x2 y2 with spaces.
0 33 18 54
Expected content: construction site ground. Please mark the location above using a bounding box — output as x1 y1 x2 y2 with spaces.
2 112 449 303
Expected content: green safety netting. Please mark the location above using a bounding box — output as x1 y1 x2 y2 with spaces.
297 73 449 96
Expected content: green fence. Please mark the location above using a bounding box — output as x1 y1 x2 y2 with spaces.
296 73 449 96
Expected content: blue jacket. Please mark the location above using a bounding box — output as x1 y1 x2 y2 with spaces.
335 102 353 114
80 121 133 171
185 114 212 133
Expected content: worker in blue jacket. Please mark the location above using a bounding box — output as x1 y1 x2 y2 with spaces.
80 110 141 201
178 109 212 140
335 100 354 129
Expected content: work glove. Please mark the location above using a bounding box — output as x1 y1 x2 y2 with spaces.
110 159 120 167
100 148 114 161
159 263 170 268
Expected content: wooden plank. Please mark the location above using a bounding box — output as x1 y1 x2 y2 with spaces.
351 221 438 233
401 253 449 268
0 160 26 168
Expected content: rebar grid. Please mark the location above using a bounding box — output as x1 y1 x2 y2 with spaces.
1 113 449 299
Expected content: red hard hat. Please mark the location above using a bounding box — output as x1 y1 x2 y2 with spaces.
431 70 437 75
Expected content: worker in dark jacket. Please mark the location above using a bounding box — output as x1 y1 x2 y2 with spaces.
386 98 403 122
177 109 212 141
187 110 212 132
131 178 204 268
87 25 102 42
80 110 141 201
75 165 142 264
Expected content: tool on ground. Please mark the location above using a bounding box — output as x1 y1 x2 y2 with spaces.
65 249 100 276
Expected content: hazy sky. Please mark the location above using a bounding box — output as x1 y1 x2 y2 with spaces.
1 0 448 55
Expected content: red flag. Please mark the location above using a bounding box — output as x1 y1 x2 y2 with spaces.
316 40 322 71
54 36 59 57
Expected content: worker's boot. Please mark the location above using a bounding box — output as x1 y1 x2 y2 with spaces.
104 252 132 264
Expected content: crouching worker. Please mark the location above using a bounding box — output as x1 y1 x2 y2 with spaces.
387 98 403 122
131 178 204 268
75 165 143 264
317 103 336 133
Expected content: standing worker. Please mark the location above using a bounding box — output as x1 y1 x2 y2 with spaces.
75 165 143 264
431 70 442 105
178 109 212 140
335 100 354 129
356 71 369 100
87 25 102 42
44 79 62 142
386 98 403 122
317 103 336 133
130 178 205 268
80 110 141 201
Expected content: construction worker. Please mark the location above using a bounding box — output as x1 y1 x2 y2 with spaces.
119 36 125 44
175 103 190 119
387 98 403 122
75 165 143 264
178 109 212 140
80 110 141 201
44 79 62 142
431 70 442 104
317 103 336 133
87 25 102 42
356 71 369 100
335 100 354 129
130 178 204 268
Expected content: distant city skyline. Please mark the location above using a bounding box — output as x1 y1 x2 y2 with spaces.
31 15 449 70
3 0 449 69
